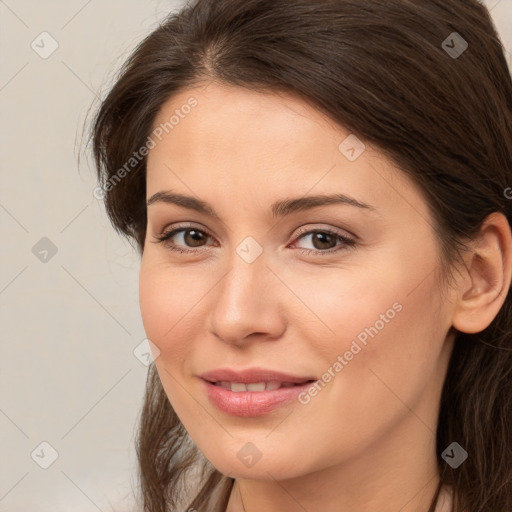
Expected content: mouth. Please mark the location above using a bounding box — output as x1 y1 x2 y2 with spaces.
199 368 318 417
207 380 315 392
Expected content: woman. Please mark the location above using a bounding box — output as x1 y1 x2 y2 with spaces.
89 0 512 510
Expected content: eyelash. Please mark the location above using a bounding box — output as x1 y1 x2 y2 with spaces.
151 224 357 256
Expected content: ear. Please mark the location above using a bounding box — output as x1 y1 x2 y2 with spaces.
451 212 512 334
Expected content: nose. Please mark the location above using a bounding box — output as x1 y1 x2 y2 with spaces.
206 250 287 347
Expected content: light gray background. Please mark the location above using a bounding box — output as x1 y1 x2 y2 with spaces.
1 1 511 511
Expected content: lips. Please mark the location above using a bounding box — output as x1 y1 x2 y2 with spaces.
201 368 316 389
214 381 304 392
200 367 317 416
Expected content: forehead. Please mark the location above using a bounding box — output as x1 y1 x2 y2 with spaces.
149 82 344 159
146 82 431 224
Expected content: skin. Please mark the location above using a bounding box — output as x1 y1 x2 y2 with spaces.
139 81 512 512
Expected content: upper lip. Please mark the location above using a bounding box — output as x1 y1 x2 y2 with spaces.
200 367 317 384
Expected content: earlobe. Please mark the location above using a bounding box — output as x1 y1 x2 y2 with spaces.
451 212 512 334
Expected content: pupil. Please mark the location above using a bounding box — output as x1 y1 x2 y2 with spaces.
313 232 334 250
185 230 205 247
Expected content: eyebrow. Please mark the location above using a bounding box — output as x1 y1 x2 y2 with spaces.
146 191 376 218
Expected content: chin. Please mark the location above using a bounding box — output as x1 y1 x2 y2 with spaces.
200 444 312 481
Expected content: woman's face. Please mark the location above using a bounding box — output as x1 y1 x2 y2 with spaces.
139 82 457 480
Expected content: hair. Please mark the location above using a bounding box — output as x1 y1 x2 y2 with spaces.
89 0 512 510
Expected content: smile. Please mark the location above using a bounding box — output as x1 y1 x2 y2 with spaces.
211 381 311 392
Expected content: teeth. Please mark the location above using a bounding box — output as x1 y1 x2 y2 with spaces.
231 382 248 392
214 381 301 392
246 382 266 392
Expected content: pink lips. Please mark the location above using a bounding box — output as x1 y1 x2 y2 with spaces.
200 367 317 417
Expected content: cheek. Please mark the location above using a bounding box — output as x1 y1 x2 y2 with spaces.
319 263 445 429
138 260 202 414
138 260 195 359
288 276 446 471
304 240 445 392
139 263 168 347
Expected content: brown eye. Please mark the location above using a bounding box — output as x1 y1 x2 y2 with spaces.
152 227 213 253
292 229 356 255
309 232 338 250
181 229 208 247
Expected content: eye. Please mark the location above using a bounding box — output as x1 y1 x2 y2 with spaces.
290 228 356 255
151 225 214 254
151 224 356 256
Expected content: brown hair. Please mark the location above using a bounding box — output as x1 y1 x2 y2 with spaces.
89 0 512 510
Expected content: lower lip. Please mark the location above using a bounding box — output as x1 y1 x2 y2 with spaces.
202 379 314 417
